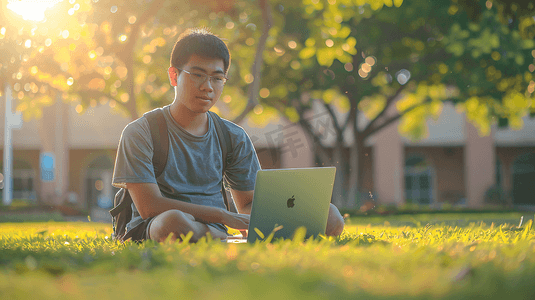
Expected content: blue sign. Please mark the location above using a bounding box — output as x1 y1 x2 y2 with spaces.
40 152 55 182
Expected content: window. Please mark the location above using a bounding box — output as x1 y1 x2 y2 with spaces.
405 156 434 205
13 169 36 201
0 160 36 202
512 153 535 206
85 155 117 209
496 158 503 187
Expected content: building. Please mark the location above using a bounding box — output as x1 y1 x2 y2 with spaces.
1 96 534 216
371 103 535 208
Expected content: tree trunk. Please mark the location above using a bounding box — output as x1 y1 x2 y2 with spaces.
331 140 345 208
346 106 371 209
356 135 368 203
347 133 369 205
231 0 272 124
347 142 358 209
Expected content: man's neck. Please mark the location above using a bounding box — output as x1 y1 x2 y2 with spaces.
169 104 209 136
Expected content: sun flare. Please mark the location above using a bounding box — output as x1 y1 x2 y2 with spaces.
7 0 62 22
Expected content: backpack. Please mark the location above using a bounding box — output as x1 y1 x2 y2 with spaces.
109 108 236 241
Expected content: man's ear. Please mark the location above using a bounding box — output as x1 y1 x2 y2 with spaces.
168 66 178 87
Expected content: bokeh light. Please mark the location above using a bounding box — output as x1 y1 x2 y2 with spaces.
396 69 411 85
7 0 62 22
288 41 297 49
244 74 254 84
527 81 535 93
95 180 104 191
274 46 285 55
254 104 264 115
120 93 129 103
365 57 376 66
259 88 270 98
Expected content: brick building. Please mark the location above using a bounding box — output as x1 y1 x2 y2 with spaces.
1 98 534 212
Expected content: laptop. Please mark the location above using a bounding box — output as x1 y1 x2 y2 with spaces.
226 167 336 243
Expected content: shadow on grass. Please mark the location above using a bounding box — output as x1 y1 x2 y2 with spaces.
345 212 534 228
0 211 65 223
335 232 390 246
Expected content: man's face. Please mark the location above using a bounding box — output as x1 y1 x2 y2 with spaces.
168 54 226 114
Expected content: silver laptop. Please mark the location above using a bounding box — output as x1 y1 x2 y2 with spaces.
227 167 336 243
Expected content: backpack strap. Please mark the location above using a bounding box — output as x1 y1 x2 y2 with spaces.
109 109 168 218
208 111 237 213
144 108 169 178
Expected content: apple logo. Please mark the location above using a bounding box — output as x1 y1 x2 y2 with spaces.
287 195 295 208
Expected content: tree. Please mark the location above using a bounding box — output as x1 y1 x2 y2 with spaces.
65 0 276 123
1 0 273 123
0 0 96 120
251 0 534 207
1 0 276 208
3 0 533 209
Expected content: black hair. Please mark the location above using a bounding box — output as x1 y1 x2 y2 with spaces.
170 28 230 73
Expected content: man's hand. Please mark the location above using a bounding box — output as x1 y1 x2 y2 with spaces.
220 210 250 230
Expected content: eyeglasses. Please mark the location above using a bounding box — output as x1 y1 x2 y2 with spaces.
177 68 228 88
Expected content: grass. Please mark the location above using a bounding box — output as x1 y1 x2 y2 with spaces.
1 212 535 299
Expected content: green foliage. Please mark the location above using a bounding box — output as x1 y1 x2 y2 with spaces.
441 7 535 135
255 0 534 140
4 0 532 129
247 0 535 207
1 214 535 299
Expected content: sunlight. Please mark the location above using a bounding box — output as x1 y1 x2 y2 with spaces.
7 0 62 22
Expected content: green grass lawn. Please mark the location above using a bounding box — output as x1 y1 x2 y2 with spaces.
1 212 535 299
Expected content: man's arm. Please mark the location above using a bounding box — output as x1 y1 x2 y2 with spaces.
230 189 254 214
127 182 249 230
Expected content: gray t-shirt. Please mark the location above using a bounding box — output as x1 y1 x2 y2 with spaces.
112 105 261 232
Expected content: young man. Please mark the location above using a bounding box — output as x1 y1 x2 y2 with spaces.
112 28 344 243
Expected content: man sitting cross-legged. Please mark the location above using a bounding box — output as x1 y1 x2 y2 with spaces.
112 28 345 243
